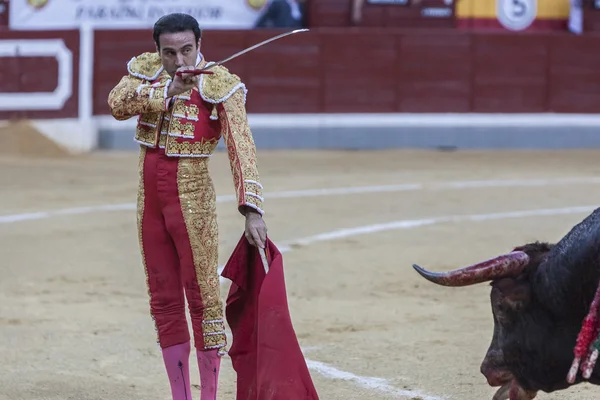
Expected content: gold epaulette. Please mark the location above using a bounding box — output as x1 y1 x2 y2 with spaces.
127 52 164 81
199 64 247 104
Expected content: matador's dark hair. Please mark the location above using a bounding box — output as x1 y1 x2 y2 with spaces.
153 13 202 49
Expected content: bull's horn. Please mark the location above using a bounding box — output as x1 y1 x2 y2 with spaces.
412 251 530 287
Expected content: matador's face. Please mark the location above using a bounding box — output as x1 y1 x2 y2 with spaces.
156 30 200 78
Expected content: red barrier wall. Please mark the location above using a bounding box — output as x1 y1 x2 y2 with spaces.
2 28 600 119
584 5 600 32
93 28 600 115
0 30 80 119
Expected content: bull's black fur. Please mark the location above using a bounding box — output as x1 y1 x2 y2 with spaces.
489 207 600 394
532 207 600 320
415 207 600 397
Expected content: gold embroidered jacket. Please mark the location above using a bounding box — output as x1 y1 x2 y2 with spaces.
107 52 264 215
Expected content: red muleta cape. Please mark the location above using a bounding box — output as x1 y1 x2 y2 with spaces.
221 235 320 400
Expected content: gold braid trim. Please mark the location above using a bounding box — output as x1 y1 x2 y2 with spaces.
127 52 164 81
176 158 227 351
107 53 169 124
165 138 219 157
199 64 248 120
136 146 160 345
220 87 264 215
107 52 170 142
107 75 168 121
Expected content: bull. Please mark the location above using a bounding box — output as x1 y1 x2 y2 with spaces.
411 207 600 399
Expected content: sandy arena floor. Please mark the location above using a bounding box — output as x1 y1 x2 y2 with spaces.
2 146 600 400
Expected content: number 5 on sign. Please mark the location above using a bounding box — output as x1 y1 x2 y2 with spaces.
497 0 537 31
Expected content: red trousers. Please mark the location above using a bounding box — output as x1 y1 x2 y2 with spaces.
136 146 227 354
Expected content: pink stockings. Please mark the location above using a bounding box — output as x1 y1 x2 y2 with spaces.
162 342 192 400
161 341 221 400
197 348 221 400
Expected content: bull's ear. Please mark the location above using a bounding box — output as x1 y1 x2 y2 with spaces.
496 278 532 311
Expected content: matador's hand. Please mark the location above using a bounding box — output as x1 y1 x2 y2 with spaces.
167 66 199 97
245 211 267 249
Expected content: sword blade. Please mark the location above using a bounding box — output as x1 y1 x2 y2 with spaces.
200 28 309 71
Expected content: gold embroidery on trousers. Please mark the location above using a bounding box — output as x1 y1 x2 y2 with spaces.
176 158 227 351
136 147 160 345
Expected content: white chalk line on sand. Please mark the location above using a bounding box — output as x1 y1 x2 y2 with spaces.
215 204 597 399
300 342 443 400
300 346 440 399
2 176 600 224
305 358 445 400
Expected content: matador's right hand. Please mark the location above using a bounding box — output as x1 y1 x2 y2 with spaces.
168 66 199 97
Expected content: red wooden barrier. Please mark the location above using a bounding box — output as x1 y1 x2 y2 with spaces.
0 30 80 119
583 2 600 32
92 28 600 115
2 28 600 119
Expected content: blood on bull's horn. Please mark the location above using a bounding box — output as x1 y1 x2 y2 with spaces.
412 251 530 287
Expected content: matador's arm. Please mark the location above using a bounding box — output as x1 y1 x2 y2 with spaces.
220 87 265 216
107 74 172 121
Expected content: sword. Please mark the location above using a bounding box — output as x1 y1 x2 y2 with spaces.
176 28 309 77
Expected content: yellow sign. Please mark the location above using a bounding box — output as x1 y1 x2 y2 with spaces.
27 0 49 9
456 0 569 19
246 0 268 11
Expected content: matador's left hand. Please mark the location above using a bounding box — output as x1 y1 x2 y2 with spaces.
245 210 267 249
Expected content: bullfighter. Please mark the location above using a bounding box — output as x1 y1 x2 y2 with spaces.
107 12 268 400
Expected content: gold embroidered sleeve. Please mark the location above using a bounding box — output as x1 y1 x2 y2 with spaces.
221 87 264 216
107 75 171 121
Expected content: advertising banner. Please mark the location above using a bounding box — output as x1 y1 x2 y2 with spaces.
9 0 268 30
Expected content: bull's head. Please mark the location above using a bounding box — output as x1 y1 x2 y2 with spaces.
411 208 600 400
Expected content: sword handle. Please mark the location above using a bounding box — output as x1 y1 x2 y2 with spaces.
175 70 214 77
259 247 270 274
